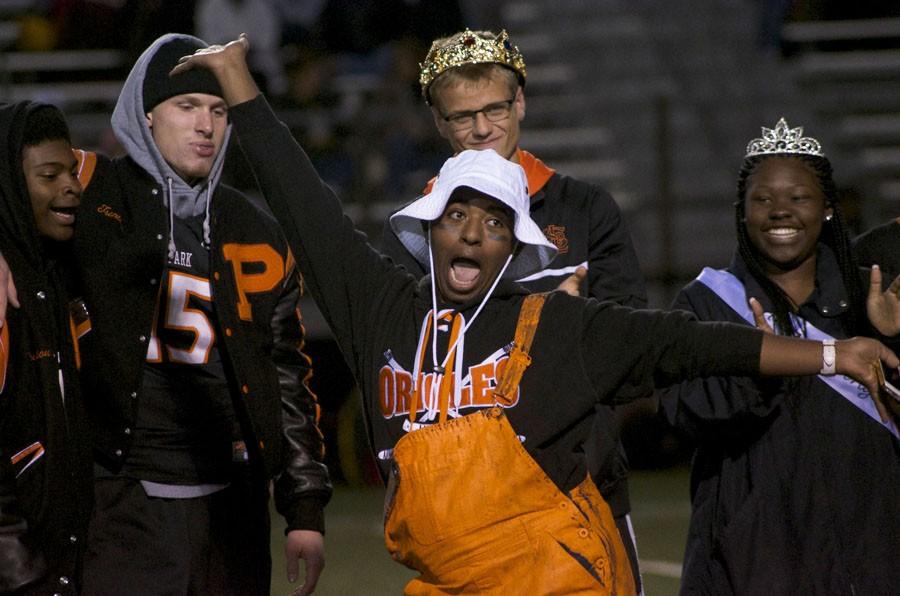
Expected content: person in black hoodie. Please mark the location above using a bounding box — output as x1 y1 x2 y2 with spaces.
0 102 93 595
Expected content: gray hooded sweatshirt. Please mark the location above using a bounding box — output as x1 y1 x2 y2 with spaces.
111 33 232 260
110 33 235 498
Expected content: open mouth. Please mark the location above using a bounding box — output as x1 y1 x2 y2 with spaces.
449 257 481 290
50 205 77 224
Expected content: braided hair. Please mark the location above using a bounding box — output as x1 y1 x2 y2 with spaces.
734 153 865 337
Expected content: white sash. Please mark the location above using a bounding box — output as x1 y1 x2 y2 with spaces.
697 267 899 439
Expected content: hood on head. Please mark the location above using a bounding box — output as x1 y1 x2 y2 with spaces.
390 149 556 280
112 33 231 209
0 101 56 266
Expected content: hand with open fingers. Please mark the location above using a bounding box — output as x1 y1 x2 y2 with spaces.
556 266 587 297
866 264 900 337
0 252 20 329
835 337 900 420
285 529 324 596
748 297 774 334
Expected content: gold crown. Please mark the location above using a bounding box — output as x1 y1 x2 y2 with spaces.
745 117 825 158
419 29 526 104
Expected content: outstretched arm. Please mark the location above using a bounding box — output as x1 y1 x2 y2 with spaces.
760 333 898 420
750 294 897 400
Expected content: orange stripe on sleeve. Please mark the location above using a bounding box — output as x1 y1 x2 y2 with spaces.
68 314 82 371
74 149 98 188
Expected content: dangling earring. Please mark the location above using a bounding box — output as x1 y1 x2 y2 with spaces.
824 213 833 222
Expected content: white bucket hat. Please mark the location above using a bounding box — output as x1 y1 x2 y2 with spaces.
390 149 557 280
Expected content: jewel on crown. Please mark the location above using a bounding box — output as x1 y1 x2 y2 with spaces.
745 118 825 158
419 29 526 103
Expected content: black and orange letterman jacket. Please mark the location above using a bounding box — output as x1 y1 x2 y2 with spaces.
71 153 331 532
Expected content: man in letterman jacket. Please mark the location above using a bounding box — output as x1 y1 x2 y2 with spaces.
72 34 331 595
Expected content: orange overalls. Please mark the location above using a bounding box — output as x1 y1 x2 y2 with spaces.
383 296 635 595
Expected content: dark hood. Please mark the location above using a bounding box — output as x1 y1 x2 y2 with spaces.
0 101 48 270
0 101 76 365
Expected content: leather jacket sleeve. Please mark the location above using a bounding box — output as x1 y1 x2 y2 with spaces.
0 460 48 592
270 263 332 534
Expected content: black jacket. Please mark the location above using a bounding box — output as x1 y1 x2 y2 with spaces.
661 250 900 595
72 152 331 532
0 102 92 594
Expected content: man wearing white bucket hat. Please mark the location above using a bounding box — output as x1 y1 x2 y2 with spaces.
174 36 899 594
381 30 647 586
391 148 557 286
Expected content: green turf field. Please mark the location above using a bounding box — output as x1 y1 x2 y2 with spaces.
270 467 691 595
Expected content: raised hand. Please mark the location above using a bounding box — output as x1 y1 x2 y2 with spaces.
168 33 259 107
866 264 900 337
749 297 774 335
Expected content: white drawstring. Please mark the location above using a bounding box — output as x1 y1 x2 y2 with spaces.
417 223 514 421
202 184 212 248
164 177 213 258
166 177 176 261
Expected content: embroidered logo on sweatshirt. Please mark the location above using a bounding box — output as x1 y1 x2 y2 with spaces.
97 204 123 224
28 349 53 361
543 224 569 254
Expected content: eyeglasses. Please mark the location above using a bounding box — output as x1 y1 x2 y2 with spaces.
441 98 516 131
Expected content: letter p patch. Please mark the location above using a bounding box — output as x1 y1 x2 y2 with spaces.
222 243 285 321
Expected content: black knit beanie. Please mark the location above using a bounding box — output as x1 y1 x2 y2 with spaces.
142 38 224 112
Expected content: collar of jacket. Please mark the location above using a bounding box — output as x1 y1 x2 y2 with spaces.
420 148 556 199
728 243 849 321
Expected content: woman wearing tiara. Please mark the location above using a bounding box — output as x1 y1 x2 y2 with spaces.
660 119 900 595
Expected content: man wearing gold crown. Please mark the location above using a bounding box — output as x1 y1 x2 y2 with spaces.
379 28 648 591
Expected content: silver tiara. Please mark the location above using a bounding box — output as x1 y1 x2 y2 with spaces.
745 118 824 158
